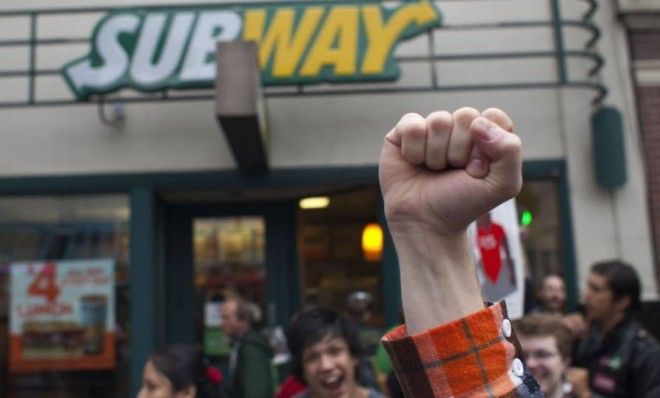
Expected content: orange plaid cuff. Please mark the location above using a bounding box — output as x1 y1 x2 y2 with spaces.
381 302 542 398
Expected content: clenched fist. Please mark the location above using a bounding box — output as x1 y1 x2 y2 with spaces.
379 107 523 332
380 107 522 237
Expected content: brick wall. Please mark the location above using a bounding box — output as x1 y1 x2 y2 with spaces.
626 14 660 289
638 87 660 266
630 31 660 60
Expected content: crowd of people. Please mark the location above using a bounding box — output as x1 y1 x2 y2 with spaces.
137 108 660 398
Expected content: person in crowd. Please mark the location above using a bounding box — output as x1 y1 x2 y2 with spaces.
287 307 385 398
532 274 567 315
378 107 542 396
344 291 381 392
564 260 660 397
220 297 273 398
137 343 223 398
345 291 381 356
515 314 589 398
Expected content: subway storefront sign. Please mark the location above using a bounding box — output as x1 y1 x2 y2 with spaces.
62 1 442 100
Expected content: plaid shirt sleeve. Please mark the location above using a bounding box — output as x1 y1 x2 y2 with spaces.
381 302 542 397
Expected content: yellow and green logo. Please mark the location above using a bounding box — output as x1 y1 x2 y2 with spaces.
62 1 441 100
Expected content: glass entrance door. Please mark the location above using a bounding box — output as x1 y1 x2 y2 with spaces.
162 202 300 351
193 216 266 358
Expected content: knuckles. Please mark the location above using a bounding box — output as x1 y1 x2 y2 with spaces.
426 111 453 134
452 107 480 127
391 108 521 173
397 113 426 138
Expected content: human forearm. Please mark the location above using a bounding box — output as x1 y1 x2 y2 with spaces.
389 224 483 334
379 107 533 397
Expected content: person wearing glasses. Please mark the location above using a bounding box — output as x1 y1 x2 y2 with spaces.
515 314 589 398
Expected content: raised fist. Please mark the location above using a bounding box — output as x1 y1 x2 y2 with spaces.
379 107 522 237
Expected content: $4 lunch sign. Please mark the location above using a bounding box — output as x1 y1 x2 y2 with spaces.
61 0 442 100
9 259 116 373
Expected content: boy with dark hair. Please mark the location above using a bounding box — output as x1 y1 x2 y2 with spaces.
287 308 384 398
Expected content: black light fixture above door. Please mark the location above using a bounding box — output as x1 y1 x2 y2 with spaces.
215 41 269 175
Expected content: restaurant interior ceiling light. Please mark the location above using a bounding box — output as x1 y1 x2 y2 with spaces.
299 197 330 209
362 223 383 262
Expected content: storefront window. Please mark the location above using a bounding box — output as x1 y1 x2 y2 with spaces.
516 180 565 295
0 194 129 398
298 186 384 327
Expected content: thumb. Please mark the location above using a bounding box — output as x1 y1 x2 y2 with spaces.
469 117 523 199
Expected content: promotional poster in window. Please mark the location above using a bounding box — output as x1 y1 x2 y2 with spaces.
9 259 115 372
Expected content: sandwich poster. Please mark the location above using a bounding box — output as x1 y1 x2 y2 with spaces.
9 259 115 372
468 199 525 319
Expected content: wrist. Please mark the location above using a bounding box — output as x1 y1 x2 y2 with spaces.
390 227 484 334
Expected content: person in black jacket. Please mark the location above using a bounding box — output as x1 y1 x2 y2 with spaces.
564 260 660 397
